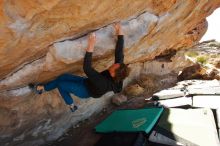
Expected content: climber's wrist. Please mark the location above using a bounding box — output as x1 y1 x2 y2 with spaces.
86 46 94 52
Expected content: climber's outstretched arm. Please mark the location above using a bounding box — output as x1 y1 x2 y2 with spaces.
83 33 98 76
83 33 109 90
114 23 124 64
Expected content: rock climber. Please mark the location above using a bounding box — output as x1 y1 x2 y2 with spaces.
29 23 130 112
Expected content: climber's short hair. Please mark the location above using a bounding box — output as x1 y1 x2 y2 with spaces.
114 63 130 82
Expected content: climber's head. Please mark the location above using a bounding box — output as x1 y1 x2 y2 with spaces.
109 63 130 82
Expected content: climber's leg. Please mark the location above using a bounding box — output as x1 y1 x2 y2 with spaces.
57 80 90 100
57 80 90 112
43 73 86 91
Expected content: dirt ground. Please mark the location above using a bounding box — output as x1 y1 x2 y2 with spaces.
44 95 150 146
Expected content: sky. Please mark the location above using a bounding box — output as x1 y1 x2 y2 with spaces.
200 8 220 42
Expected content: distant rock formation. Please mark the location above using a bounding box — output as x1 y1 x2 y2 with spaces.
178 40 220 81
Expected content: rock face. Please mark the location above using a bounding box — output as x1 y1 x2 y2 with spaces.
0 0 220 145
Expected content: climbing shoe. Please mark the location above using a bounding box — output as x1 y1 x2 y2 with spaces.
28 83 44 94
70 105 78 112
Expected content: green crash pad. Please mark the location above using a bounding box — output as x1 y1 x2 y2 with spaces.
95 107 163 134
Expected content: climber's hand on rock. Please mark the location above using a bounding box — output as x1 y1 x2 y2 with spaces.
86 33 96 52
114 22 123 35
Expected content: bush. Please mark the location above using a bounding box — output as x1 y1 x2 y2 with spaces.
196 56 208 64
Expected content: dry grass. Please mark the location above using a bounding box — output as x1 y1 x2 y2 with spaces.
196 56 208 64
